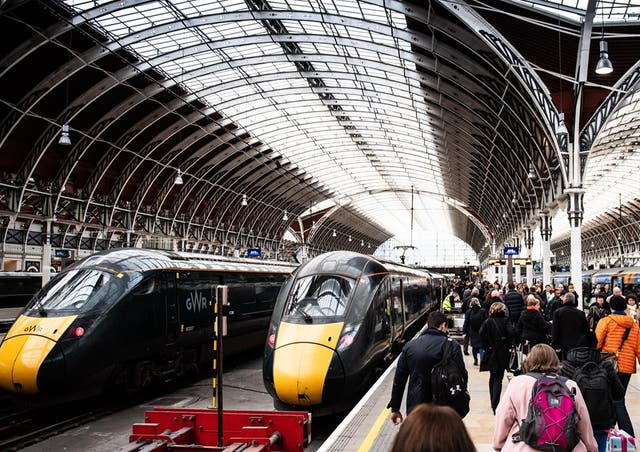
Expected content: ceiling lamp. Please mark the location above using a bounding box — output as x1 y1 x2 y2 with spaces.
348 235 352 242
527 163 537 179
282 210 288 221
360 239 364 246
174 169 183 185
332 229 336 237
241 194 248 206
59 124 71 146
556 113 569 136
595 40 613 75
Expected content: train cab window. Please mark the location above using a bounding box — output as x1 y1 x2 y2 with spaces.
285 275 353 320
25 269 128 315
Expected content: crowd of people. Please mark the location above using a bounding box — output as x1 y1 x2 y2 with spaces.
388 279 640 452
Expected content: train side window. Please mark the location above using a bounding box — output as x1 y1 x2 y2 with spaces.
132 277 155 296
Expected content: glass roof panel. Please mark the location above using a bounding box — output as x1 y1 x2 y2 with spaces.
64 0 460 256
505 0 640 24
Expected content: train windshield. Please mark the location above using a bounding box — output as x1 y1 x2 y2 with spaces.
25 269 134 315
285 275 353 321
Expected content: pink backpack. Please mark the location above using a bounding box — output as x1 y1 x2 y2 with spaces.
513 373 580 451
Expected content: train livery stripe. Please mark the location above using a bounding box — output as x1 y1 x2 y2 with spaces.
0 315 76 394
273 321 343 406
3 315 77 342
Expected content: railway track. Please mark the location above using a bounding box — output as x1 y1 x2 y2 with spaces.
0 374 210 451
0 407 113 451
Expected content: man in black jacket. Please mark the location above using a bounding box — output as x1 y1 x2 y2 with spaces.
560 347 625 450
388 311 466 424
503 282 524 325
551 292 591 358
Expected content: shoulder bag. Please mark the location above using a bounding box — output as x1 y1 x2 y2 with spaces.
600 327 631 372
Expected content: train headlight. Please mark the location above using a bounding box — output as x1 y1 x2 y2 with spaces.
267 333 276 348
71 326 85 337
337 324 360 351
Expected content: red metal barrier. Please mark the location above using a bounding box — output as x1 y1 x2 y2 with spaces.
124 408 311 451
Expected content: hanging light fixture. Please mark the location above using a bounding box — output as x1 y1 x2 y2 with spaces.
556 113 569 136
511 191 517 203
367 243 371 249
282 210 288 221
332 229 336 237
527 162 537 179
241 194 248 206
595 7 613 75
174 169 183 185
348 235 352 242
360 239 364 246
595 40 613 74
59 124 71 146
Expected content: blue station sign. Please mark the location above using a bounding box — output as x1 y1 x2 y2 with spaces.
503 246 519 256
247 247 262 257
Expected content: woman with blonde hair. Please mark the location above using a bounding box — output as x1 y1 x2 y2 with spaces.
390 403 476 452
479 302 516 413
516 294 550 353
493 344 597 451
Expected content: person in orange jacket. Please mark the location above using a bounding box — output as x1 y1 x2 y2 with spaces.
595 295 640 437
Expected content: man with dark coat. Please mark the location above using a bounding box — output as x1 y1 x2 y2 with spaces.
463 297 487 365
388 311 466 424
503 282 524 325
551 292 591 358
545 286 564 321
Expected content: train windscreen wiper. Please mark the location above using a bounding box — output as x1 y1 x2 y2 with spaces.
294 305 313 323
33 295 47 317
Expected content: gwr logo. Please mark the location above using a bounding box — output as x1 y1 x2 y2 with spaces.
23 324 43 333
185 290 209 313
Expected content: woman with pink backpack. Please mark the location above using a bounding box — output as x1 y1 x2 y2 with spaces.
493 344 598 451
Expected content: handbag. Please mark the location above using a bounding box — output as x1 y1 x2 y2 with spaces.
600 327 631 372
508 343 523 375
479 347 493 372
605 428 636 452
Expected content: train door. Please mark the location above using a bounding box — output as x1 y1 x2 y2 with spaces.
373 279 391 346
389 277 404 340
164 272 179 344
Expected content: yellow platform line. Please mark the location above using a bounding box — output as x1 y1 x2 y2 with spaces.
357 406 391 452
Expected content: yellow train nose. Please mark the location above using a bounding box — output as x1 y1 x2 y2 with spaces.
0 334 57 394
0 315 76 394
272 321 344 406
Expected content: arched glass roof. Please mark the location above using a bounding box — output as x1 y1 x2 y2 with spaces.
1 0 638 267
64 0 452 244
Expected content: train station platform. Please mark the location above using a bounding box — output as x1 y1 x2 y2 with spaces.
318 351 640 452
0 306 22 335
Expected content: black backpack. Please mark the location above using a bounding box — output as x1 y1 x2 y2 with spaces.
571 361 616 429
431 339 470 418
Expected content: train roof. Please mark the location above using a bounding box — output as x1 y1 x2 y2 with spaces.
296 251 434 280
69 248 298 275
592 267 640 276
